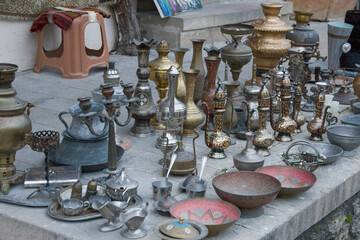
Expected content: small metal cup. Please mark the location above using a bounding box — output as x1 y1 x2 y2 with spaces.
61 199 90 216
186 183 206 198
152 180 172 201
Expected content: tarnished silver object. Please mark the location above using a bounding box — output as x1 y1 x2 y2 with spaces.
106 167 139 201
298 142 343 165
185 156 207 198
61 198 90 216
234 132 264 171
179 156 207 191
120 202 149 239
327 124 360 158
103 61 121 87
152 154 177 201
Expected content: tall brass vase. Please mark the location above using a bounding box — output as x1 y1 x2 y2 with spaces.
172 48 189 103
190 39 206 104
183 69 205 137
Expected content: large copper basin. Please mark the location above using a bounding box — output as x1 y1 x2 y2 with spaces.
212 171 281 209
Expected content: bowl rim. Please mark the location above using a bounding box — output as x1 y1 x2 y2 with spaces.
169 198 241 226
327 124 360 137
212 171 281 198
255 165 317 190
341 115 360 125
298 142 343 158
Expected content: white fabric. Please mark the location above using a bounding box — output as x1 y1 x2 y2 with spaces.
54 7 97 22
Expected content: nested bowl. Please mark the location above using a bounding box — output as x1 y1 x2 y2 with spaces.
170 198 241 237
341 115 360 127
212 171 281 209
255 165 316 197
298 142 343 165
326 125 360 152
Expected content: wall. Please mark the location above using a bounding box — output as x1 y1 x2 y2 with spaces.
0 5 117 72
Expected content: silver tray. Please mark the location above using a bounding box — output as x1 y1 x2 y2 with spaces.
47 203 101 222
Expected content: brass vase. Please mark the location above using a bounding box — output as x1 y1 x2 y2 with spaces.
149 40 180 130
129 39 157 137
248 2 292 75
201 56 221 132
292 81 306 133
203 82 230 159
190 39 206 104
183 69 205 137
223 81 239 134
172 48 189 103
253 76 275 156
0 64 33 194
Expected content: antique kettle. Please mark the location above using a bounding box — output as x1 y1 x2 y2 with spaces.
203 81 231 159
105 167 139 201
0 63 33 194
307 82 338 141
270 73 297 142
59 97 107 140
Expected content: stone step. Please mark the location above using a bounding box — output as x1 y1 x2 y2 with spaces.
138 0 293 48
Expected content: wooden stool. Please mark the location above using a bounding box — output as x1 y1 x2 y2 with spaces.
33 12 109 79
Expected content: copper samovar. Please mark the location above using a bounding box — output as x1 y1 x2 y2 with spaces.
0 64 33 194
203 81 230 159
270 73 297 142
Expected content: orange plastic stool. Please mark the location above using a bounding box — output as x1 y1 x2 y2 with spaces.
33 12 109 79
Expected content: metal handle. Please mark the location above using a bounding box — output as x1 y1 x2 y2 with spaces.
285 140 321 159
166 153 177 180
192 130 200 175
114 106 132 127
26 103 34 116
58 111 70 130
82 114 109 137
198 156 207 181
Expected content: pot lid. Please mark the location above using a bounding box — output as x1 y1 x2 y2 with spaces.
160 217 199 239
106 167 139 190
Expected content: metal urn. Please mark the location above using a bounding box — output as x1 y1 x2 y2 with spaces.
156 66 187 162
247 2 292 76
190 39 206 104
203 81 231 159
0 63 33 194
149 40 180 130
253 75 275 156
269 73 297 142
129 39 157 137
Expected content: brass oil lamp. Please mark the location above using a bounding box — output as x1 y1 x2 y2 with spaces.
253 75 275 156
203 81 231 159
307 82 338 141
0 63 33 194
149 40 180 130
270 72 297 142
129 39 157 137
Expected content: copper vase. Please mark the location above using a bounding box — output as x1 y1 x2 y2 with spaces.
201 56 221 131
248 2 292 74
172 48 189 103
183 69 205 137
190 39 206 104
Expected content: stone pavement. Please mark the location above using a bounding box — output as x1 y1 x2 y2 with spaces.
1 22 360 240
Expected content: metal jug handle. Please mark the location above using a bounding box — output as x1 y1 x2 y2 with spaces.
58 111 70 130
26 103 35 116
115 105 132 127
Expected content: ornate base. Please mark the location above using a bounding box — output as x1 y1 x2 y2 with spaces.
0 172 25 195
129 119 155 138
121 226 147 239
255 147 270 157
301 103 314 112
240 207 264 219
309 134 323 141
150 117 165 130
208 149 226 159
275 133 292 142
100 219 124 232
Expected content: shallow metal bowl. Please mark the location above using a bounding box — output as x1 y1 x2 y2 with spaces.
341 115 360 127
298 142 343 165
170 198 241 237
212 171 281 209
256 165 316 197
326 124 360 152
353 102 360 114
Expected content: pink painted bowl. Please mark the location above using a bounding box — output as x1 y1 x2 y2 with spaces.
170 198 241 237
256 165 316 197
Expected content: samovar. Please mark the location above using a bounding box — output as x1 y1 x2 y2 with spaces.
253 75 275 156
248 2 292 76
0 63 33 194
203 81 230 159
270 73 297 142
129 39 157 137
183 69 205 138
172 48 189 103
156 66 186 164
149 40 180 130
190 39 206 104
307 82 338 141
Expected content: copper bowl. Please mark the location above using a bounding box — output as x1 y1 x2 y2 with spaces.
212 171 281 209
256 165 316 197
170 198 241 237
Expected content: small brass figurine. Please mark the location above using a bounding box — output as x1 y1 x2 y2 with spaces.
203 81 231 159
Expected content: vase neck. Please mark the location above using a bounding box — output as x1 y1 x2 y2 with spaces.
184 73 197 104
205 58 220 89
174 52 185 68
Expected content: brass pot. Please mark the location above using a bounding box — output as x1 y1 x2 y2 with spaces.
248 2 292 73
183 69 205 137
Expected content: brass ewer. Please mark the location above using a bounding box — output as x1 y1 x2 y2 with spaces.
270 73 297 142
203 81 231 159
253 75 275 156
149 40 180 130
172 48 189 103
307 82 338 141
129 39 157 137
183 69 205 137
0 63 33 194
248 2 292 76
